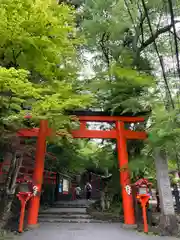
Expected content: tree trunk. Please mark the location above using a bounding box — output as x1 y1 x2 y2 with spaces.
0 151 23 233
100 190 105 211
154 148 178 236
0 193 15 233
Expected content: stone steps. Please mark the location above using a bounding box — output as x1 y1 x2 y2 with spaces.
38 200 100 224
52 204 87 208
39 218 105 223
52 200 92 208
39 207 87 215
39 214 92 219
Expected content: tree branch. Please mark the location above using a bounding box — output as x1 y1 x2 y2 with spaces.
170 30 180 41
139 20 180 51
132 9 146 51
99 32 110 68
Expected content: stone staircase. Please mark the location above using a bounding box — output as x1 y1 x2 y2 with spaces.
38 200 104 223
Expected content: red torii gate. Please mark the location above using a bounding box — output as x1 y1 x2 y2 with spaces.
17 111 147 227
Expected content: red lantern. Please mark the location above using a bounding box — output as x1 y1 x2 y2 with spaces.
134 178 152 196
133 178 152 233
16 176 39 233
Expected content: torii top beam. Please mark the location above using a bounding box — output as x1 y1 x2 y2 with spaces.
68 110 149 122
17 110 148 140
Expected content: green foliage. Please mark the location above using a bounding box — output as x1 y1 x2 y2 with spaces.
0 67 39 129
86 64 154 113
146 104 180 164
0 0 80 79
148 107 179 147
30 80 92 130
0 0 93 134
93 143 115 169
46 139 116 174
83 0 132 49
0 67 92 134
79 0 158 114
128 155 156 182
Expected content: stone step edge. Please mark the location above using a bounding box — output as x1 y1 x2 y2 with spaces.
39 212 87 215
39 215 92 219
52 205 87 208
38 219 109 223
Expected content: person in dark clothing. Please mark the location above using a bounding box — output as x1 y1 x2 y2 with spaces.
85 182 92 200
156 190 160 212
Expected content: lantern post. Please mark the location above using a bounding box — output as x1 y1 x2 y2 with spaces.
16 177 34 233
134 178 152 233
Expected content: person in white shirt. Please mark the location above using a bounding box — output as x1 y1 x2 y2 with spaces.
75 185 81 199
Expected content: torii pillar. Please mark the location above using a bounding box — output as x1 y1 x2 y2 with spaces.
27 120 48 227
116 121 135 225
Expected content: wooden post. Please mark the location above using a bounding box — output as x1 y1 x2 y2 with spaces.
142 204 148 233
116 121 135 225
27 120 48 227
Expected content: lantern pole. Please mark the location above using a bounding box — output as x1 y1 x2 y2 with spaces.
27 119 48 227
116 121 135 225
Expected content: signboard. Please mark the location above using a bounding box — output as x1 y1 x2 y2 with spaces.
63 179 69 194
58 183 63 193
139 188 147 195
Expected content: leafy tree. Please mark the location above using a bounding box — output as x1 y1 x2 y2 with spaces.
0 0 92 129
0 0 95 142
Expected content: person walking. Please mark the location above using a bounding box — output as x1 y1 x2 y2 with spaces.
75 185 81 199
85 182 92 200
